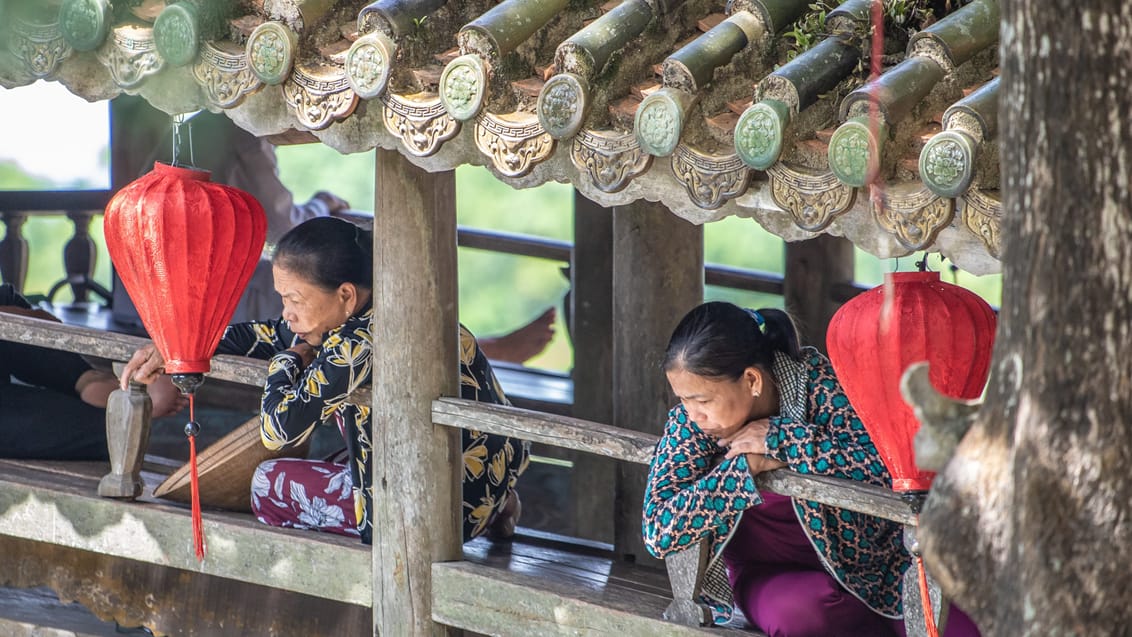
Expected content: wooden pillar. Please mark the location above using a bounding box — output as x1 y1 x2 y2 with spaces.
783 235 854 352
569 191 615 543
372 148 461 637
612 200 703 563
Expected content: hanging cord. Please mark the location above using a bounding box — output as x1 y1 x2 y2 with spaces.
170 113 196 168
916 553 941 637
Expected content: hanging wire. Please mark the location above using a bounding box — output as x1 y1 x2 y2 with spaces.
170 113 197 168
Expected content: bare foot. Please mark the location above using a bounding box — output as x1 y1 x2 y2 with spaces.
488 490 521 540
75 369 120 408
148 375 189 418
478 307 556 364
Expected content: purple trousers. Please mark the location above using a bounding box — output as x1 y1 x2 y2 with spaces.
722 493 980 637
250 458 360 537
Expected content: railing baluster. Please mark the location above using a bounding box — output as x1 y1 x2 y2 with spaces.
64 210 97 303
0 211 30 292
98 362 154 499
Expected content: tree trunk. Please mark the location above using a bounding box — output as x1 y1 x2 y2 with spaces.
919 2 1132 634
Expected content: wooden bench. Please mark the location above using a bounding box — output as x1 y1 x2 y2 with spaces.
1 313 949 635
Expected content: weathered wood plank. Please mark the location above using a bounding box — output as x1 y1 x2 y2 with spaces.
0 313 374 404
433 399 915 524
755 471 917 526
432 561 755 636
371 149 461 637
0 460 372 606
432 398 656 464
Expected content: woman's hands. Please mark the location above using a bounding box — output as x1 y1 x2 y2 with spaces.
119 343 166 389
287 342 317 369
719 418 787 474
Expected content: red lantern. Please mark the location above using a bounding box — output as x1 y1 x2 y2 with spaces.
104 162 266 559
826 270 996 493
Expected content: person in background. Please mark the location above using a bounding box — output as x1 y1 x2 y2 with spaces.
0 283 183 459
642 301 980 637
118 98 555 364
120 218 528 542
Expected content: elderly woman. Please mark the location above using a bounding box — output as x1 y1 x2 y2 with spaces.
643 301 979 637
122 217 526 543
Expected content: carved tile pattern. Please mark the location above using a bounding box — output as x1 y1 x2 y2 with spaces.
735 106 778 163
870 184 955 251
570 130 652 194
670 145 751 210
961 188 1002 258
193 42 261 108
540 79 581 135
153 10 195 65
59 0 103 51
920 138 967 192
637 98 679 152
381 93 460 157
346 41 387 98
473 113 556 178
283 66 359 130
829 126 872 182
97 26 163 89
248 28 290 83
10 17 71 78
767 163 856 231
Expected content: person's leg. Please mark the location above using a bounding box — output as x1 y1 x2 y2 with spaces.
0 384 108 460
735 565 899 637
250 458 359 537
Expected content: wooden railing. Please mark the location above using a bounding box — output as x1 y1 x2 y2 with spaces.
0 313 944 635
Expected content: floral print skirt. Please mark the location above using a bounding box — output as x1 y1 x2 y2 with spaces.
251 458 360 537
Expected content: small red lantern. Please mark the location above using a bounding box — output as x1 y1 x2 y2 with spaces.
826 270 996 494
104 162 266 559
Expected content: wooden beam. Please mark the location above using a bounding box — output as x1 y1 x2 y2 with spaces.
0 461 371 605
783 235 855 353
570 191 616 543
432 398 654 464
371 149 461 637
431 561 753 636
612 201 703 563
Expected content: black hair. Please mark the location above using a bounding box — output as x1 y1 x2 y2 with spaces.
663 301 801 380
273 217 373 291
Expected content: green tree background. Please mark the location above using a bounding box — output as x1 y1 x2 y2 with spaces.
5 140 1002 374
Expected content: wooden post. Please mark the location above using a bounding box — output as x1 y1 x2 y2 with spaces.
662 539 712 626
371 148 461 637
64 211 97 303
612 200 703 563
98 363 153 499
783 235 854 352
0 212 29 291
569 190 615 543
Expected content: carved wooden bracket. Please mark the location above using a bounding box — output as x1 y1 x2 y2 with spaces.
473 111 555 178
381 92 461 157
870 183 955 252
96 24 164 89
283 64 359 131
192 41 262 109
571 129 652 194
767 162 856 231
961 187 1002 259
671 144 751 210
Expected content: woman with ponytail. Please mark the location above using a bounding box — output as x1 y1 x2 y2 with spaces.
122 217 527 544
643 302 977 637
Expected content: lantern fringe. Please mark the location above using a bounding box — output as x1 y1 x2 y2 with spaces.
915 554 940 637
189 399 206 561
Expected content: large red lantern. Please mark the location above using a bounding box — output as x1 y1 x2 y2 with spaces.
104 161 266 558
826 270 996 494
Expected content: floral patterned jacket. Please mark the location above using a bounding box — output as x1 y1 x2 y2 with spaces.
642 347 909 622
217 310 529 544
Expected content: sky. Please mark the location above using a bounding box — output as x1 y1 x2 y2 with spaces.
0 80 111 189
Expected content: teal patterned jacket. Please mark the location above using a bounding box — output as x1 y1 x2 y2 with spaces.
642 347 909 622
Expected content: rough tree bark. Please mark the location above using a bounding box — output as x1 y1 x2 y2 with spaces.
918 2 1132 635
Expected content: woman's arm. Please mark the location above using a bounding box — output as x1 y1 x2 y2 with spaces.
642 405 759 558
216 319 297 360
260 324 371 450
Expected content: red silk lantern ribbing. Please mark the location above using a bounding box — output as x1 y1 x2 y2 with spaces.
104 162 266 560
104 162 266 376
826 271 996 493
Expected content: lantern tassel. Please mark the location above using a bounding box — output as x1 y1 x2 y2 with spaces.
187 396 206 561
915 554 940 637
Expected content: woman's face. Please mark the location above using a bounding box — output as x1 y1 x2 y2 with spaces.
273 265 359 346
666 365 764 440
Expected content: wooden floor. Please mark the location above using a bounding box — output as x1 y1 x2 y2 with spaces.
0 459 757 636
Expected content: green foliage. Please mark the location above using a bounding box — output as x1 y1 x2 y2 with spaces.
782 2 837 61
